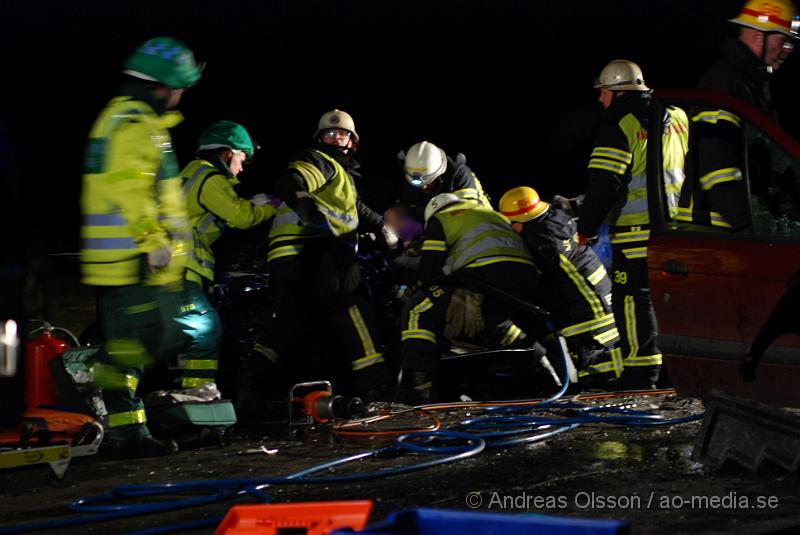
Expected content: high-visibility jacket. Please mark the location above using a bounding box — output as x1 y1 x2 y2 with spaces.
268 148 363 263
419 201 536 284
80 96 190 287
181 158 276 283
676 39 772 230
578 93 689 236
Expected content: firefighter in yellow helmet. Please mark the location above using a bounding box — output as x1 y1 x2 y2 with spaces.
499 186 621 385
678 0 800 230
267 109 392 399
174 121 277 392
578 59 689 390
80 37 202 457
396 194 540 404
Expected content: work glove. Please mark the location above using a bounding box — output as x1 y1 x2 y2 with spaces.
444 288 485 340
552 194 585 218
250 193 269 206
147 246 172 271
381 224 400 249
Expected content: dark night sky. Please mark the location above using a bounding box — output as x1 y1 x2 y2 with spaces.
3 0 800 254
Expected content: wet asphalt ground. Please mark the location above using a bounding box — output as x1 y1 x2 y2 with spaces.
2 393 800 534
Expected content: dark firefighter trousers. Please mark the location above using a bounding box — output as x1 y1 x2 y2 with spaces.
269 241 389 396
609 227 662 387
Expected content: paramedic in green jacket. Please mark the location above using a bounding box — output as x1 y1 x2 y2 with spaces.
80 37 201 457
176 121 277 391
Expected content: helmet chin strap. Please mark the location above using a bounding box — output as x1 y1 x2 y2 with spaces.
760 31 775 74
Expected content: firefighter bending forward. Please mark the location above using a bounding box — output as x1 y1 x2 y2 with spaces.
397 193 539 404
80 37 202 457
267 110 392 399
499 186 621 385
577 60 689 389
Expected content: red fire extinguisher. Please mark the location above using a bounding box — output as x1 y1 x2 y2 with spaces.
25 323 71 409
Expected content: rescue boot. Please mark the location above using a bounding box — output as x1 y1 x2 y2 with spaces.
396 369 435 406
107 435 179 459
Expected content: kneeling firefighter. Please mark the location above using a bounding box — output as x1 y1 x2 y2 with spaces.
397 193 541 404
175 120 277 391
499 186 622 385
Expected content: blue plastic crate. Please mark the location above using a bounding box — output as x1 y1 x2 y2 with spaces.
333 507 629 535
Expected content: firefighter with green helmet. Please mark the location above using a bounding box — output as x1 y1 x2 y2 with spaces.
81 36 202 457
175 120 277 391
577 59 689 390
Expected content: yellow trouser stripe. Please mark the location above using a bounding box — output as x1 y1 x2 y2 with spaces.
349 305 377 357
500 323 522 346
108 409 146 428
560 254 604 318
560 313 616 338
352 353 386 371
594 327 620 345
183 359 219 370
401 329 437 344
623 354 663 366
623 295 639 361
622 247 647 259
124 301 159 315
182 377 214 388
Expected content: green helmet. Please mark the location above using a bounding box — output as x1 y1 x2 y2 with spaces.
198 121 256 158
123 36 202 89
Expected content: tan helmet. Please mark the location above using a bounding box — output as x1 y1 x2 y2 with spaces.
424 193 462 225
314 109 359 142
404 141 447 187
729 0 799 38
593 59 650 91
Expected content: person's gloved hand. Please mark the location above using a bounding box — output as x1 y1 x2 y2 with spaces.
147 246 172 270
444 288 484 340
577 233 597 249
250 193 269 206
381 224 400 249
552 194 585 218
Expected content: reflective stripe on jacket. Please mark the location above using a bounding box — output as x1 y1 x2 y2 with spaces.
80 96 188 286
181 159 276 282
426 201 535 274
588 107 689 226
268 149 359 262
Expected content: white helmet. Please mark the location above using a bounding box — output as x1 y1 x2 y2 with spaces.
404 141 447 187
314 109 359 142
593 59 649 91
424 193 461 225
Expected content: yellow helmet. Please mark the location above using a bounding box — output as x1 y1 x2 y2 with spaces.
729 0 799 38
314 109 360 142
499 186 549 222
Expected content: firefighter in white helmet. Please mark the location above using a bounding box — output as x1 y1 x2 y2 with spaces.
578 59 689 390
397 141 491 220
266 109 393 400
678 0 800 232
396 193 540 404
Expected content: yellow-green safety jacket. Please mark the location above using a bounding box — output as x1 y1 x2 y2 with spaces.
80 96 190 287
268 148 360 263
578 93 689 237
419 201 536 283
181 158 276 283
